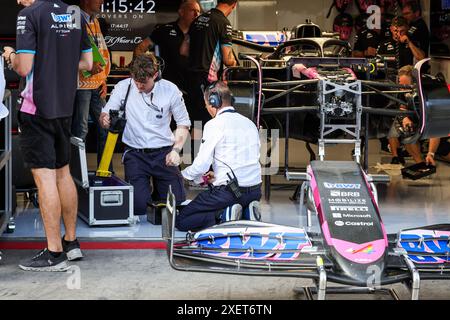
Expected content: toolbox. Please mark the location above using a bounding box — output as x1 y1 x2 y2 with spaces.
70 137 134 226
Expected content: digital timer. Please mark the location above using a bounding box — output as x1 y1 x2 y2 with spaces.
101 0 156 14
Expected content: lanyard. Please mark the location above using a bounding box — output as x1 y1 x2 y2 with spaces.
219 109 236 115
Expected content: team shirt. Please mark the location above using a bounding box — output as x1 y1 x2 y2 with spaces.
182 107 262 188
149 20 188 91
188 8 233 82
407 18 430 56
103 78 191 149
353 29 381 56
16 0 91 119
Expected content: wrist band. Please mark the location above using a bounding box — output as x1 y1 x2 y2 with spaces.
428 152 435 158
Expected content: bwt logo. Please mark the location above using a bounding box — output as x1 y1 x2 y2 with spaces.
324 182 361 189
51 13 72 23
244 33 287 47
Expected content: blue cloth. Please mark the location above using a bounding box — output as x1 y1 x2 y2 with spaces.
176 185 261 232
123 146 186 215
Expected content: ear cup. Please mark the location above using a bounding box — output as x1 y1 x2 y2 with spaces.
154 56 165 81
208 91 222 108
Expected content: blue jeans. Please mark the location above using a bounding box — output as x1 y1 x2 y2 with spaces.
72 88 108 164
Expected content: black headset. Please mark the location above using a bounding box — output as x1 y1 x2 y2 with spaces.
207 82 222 108
154 56 165 82
207 81 235 109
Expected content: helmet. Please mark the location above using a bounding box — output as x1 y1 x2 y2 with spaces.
333 13 354 41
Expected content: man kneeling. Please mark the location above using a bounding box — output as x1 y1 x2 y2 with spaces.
176 81 262 232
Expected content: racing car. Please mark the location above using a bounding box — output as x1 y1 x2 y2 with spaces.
161 32 450 299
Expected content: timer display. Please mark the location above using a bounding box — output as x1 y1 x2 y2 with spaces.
101 0 156 14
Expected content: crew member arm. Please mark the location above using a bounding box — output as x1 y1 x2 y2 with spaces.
401 35 426 61
181 122 223 183
425 137 441 165
221 45 237 67
134 37 154 57
99 80 129 128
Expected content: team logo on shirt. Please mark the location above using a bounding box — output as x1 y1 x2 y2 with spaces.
16 16 27 34
51 13 72 23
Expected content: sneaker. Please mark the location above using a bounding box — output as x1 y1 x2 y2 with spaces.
62 236 84 261
242 201 262 221
19 248 69 272
391 156 405 165
220 204 242 222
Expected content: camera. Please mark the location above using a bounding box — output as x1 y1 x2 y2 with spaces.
109 109 127 134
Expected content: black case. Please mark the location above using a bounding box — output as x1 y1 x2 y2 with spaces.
401 162 437 180
70 137 134 226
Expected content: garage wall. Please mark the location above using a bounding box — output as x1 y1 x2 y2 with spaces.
236 1 450 81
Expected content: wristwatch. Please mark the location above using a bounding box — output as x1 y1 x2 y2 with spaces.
172 147 181 154
427 152 435 158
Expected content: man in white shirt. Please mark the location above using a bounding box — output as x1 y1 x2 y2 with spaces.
176 81 262 232
100 53 191 215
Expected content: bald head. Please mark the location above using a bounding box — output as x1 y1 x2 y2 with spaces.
80 0 103 15
179 0 201 26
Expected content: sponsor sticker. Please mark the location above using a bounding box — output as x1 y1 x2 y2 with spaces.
324 182 361 189
329 191 361 197
330 206 369 212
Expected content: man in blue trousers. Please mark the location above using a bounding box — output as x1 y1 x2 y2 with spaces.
176 81 262 232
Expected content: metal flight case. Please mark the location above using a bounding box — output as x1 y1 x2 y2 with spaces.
70 137 134 226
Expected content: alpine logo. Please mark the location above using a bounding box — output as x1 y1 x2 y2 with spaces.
51 13 72 23
346 244 375 254
324 182 361 189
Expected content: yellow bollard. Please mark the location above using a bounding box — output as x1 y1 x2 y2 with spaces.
96 132 119 177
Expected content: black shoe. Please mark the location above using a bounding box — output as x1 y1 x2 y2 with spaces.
391 156 405 165
397 148 410 158
62 236 84 261
19 248 69 272
380 138 390 154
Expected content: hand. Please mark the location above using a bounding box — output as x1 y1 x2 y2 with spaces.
99 112 110 129
399 35 409 44
426 153 436 166
202 171 215 185
2 46 15 63
166 150 181 167
100 82 108 99
91 62 104 75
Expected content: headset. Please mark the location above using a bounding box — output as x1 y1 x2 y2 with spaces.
154 56 165 82
206 81 235 109
207 82 222 108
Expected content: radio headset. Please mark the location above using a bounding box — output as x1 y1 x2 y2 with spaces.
204 81 236 109
154 56 165 82
213 156 242 199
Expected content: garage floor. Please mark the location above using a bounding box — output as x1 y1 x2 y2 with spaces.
1 141 449 300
